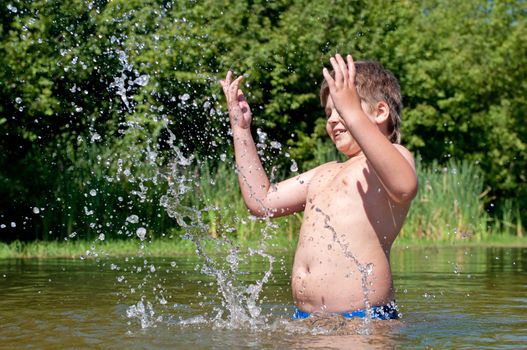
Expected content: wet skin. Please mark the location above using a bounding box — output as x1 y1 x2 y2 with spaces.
291 154 411 313
221 53 417 314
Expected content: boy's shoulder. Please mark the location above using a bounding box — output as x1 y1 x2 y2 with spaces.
392 144 415 167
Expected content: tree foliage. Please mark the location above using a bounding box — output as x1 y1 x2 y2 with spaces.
0 0 525 241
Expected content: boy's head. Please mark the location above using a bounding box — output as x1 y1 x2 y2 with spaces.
320 60 402 144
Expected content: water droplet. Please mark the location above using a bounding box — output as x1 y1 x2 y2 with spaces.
10 222 16 228
33 207 40 214
98 233 105 241
136 227 147 241
15 97 22 104
89 189 97 196
180 93 190 102
290 160 298 172
270 141 281 149
133 74 149 86
127 215 139 224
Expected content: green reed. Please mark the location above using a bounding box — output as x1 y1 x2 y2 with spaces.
187 155 523 244
177 160 302 243
401 158 524 241
24 138 523 249
32 140 174 242
3 155 525 259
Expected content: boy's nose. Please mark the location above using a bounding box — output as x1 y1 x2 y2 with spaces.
327 111 341 124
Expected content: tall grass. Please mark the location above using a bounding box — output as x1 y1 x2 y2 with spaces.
181 153 524 245
16 137 524 251
177 160 303 243
401 159 488 241
401 159 524 241
28 140 174 242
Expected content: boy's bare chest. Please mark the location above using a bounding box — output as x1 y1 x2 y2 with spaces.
307 160 374 199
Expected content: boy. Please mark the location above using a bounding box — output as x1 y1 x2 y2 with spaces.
220 54 418 320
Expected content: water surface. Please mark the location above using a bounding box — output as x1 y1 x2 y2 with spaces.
1 246 526 349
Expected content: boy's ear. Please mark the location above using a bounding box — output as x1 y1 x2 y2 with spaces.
374 101 390 126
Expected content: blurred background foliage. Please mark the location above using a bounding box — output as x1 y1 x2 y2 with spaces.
0 0 525 241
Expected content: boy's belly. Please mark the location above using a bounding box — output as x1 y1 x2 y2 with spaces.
291 245 394 313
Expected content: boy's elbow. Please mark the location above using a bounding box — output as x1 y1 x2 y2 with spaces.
391 179 418 204
247 206 266 218
246 202 279 218
246 203 270 218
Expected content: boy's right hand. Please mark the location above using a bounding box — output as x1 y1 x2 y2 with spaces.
220 71 252 130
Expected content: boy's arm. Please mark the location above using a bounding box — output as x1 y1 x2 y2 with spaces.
323 54 418 203
220 71 314 217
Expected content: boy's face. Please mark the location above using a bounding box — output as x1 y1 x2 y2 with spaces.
324 96 376 157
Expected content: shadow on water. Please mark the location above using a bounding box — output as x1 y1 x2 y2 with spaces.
1 246 526 349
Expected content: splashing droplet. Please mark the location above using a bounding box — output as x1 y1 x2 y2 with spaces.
136 227 147 241
127 215 139 224
133 74 149 86
290 160 298 172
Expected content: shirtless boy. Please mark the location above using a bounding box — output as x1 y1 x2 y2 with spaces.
220 54 418 320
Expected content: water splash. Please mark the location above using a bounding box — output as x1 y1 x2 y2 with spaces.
35 4 294 331
126 298 161 329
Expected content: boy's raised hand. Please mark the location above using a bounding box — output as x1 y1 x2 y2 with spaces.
322 54 362 116
220 71 252 130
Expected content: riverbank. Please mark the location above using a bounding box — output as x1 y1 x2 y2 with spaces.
1 235 526 259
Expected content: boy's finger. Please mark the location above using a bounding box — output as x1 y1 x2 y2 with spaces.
322 68 335 89
231 75 244 93
335 54 348 81
330 57 342 84
225 70 232 85
347 55 355 82
237 89 246 101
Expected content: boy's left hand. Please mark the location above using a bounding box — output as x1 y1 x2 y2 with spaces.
323 54 362 116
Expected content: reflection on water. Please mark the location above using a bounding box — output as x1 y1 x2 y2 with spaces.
0 246 526 349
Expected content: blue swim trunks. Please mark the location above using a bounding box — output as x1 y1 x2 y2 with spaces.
292 301 400 320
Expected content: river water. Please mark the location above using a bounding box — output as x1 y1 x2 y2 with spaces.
1 246 526 349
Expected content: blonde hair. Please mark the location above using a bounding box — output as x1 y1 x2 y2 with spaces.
320 60 402 143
